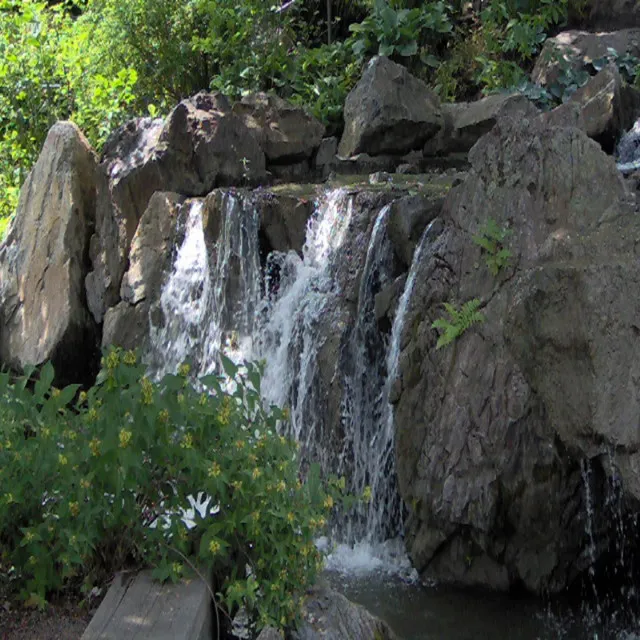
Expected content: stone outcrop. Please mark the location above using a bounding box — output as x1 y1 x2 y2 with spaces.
85 92 266 323
545 64 640 151
233 93 325 163
424 93 539 156
393 112 640 593
0 122 98 383
532 29 640 87
339 56 443 158
576 0 640 30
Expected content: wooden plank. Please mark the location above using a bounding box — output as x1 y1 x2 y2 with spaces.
82 570 212 640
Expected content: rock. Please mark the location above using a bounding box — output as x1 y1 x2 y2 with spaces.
586 0 640 30
256 628 282 640
374 274 406 327
234 92 325 162
313 137 338 169
424 94 539 156
255 188 315 255
85 92 266 323
0 122 98 383
290 584 398 640
394 113 640 594
269 160 312 183
102 192 185 351
387 193 445 268
339 56 442 158
532 29 640 87
546 64 640 151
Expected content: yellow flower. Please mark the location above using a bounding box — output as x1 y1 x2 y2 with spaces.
178 363 191 377
248 453 257 464
89 437 101 457
78 391 88 404
252 510 260 522
177 393 185 404
4 440 11 450
106 349 120 370
172 562 183 576
86 407 98 423
80 478 91 490
338 476 346 490
362 486 372 503
28 555 37 566
58 454 68 466
218 398 232 425
235 439 245 449
119 429 132 448
208 539 221 555
232 480 243 491
318 517 326 528
279 436 286 445
208 462 221 478
180 433 193 449
158 409 169 424
140 377 154 405
123 350 137 366
277 480 286 493
199 393 207 406
51 387 60 398
69 502 80 517
23 530 34 543
252 467 262 480
323 495 334 509
287 512 295 524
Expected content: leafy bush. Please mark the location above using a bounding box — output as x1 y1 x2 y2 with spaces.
0 348 347 632
349 0 452 65
0 0 139 226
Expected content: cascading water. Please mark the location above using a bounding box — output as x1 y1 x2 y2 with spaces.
148 192 262 377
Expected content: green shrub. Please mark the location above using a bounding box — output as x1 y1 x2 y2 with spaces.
472 218 512 276
0 0 138 228
0 348 349 632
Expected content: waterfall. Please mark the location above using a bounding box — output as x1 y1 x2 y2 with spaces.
259 188 354 473
147 192 262 377
146 186 433 570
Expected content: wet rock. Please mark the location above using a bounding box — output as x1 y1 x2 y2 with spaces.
387 193 445 268
584 0 640 30
234 93 325 162
394 113 640 594
339 56 442 158
0 122 98 383
374 274 406 327
313 137 338 171
290 584 398 640
424 93 539 156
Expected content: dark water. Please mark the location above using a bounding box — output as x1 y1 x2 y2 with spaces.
326 572 640 640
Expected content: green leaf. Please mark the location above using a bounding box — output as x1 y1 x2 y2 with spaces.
219 354 238 379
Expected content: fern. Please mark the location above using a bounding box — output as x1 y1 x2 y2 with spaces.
472 218 512 276
431 298 484 349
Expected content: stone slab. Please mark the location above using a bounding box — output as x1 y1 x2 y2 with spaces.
81 571 212 640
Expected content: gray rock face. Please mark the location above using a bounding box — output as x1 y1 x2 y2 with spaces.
85 92 266 323
424 93 539 156
588 0 640 30
234 92 325 162
532 29 640 87
547 64 640 151
393 112 640 593
339 56 442 158
0 122 98 382
102 192 185 351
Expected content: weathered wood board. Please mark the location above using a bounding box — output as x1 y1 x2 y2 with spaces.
81 571 212 640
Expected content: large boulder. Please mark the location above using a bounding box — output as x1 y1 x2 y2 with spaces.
532 29 640 87
233 93 325 162
424 93 539 156
256 585 397 640
338 56 443 158
545 64 640 151
577 0 640 30
0 122 98 383
393 112 640 594
85 92 266 323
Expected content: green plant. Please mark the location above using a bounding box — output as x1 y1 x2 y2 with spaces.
0 348 350 632
349 0 451 62
431 299 484 349
472 218 512 276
